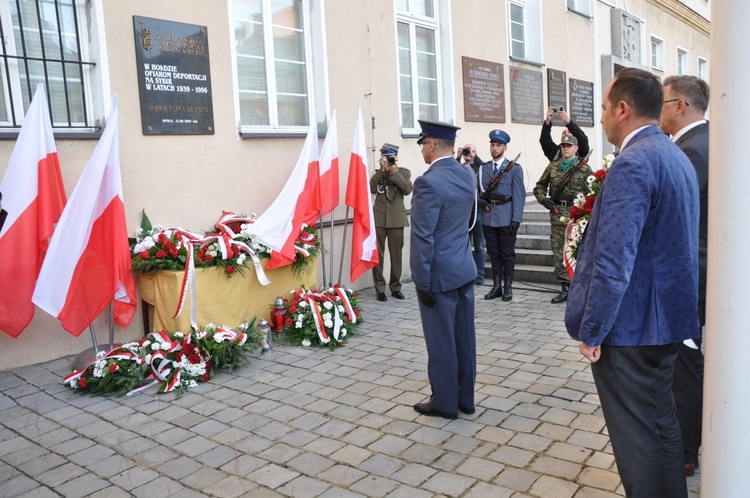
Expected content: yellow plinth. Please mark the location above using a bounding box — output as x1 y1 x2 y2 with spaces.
139 265 316 332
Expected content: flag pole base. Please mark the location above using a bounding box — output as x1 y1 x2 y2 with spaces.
72 347 100 372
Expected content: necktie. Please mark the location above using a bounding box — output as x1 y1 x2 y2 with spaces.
493 162 498 174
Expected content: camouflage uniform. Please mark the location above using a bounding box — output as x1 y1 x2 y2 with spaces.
533 158 593 283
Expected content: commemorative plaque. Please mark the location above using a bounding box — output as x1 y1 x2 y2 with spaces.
461 56 505 123
547 69 567 127
569 78 595 127
133 16 214 135
509 66 543 125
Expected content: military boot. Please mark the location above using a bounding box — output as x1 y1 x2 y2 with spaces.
484 272 503 300
551 283 569 304
501 274 513 301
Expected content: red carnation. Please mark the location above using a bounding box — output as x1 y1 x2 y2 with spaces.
569 206 583 220
139 250 150 259
175 351 183 362
284 317 293 327
233 247 240 257
583 195 596 213
156 250 167 259
109 363 119 373
289 305 297 313
79 377 87 388
594 169 607 182
202 373 211 382
226 265 235 274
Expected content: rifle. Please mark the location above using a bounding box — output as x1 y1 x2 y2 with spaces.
480 153 522 205
550 149 593 215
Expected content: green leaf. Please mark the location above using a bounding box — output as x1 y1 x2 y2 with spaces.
140 210 153 232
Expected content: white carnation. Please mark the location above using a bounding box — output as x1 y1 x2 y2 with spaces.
295 321 303 329
301 339 312 347
323 301 333 310
324 319 333 328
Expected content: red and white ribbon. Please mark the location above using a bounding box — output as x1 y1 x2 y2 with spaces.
334 284 357 324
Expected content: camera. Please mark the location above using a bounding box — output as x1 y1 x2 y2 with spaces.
461 148 472 156
386 155 396 165
552 106 564 113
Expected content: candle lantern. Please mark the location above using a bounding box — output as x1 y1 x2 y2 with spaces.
258 319 273 355
270 296 287 333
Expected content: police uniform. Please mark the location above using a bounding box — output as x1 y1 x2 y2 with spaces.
370 144 413 300
410 120 476 419
533 134 592 302
479 130 525 301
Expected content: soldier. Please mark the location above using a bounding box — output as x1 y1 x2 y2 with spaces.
370 144 413 302
479 130 524 301
533 135 592 303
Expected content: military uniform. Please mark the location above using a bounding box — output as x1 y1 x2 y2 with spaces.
370 161 412 297
533 154 592 286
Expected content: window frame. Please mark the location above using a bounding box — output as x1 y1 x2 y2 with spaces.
395 0 442 134
0 0 107 136
506 0 542 66
698 56 708 81
677 46 688 75
231 0 328 137
650 34 665 72
566 0 593 19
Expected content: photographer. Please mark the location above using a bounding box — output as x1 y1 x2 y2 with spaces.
457 144 486 284
540 106 589 161
369 144 413 301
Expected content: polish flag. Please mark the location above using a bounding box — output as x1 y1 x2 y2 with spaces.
248 124 319 269
0 85 66 337
302 124 322 225
345 104 378 281
318 110 339 216
32 96 136 336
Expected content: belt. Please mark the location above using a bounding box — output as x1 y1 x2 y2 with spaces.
490 196 512 206
555 199 573 207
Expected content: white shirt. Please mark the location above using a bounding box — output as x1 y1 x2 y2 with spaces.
671 119 707 143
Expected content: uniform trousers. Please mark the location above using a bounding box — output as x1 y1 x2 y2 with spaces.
592 343 687 498
469 221 486 279
482 224 516 277
417 280 476 414
373 226 404 293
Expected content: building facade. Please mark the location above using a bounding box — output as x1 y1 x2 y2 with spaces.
0 0 710 367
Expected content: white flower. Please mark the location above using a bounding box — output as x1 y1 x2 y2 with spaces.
338 305 345 313
298 301 308 308
328 287 335 294
324 319 333 328
587 175 596 186
69 378 78 388
323 301 333 310
141 340 151 348
297 314 304 321
174 331 184 337
301 339 312 347
161 342 172 350
559 216 567 223
341 328 347 337
322 312 332 322
151 343 160 351
145 354 152 363
209 250 218 258
295 321 303 329
574 193 586 207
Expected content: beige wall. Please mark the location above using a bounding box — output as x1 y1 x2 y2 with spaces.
0 0 710 369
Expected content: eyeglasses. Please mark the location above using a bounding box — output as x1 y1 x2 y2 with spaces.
663 98 690 106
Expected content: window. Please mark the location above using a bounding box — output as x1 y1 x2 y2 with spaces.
0 0 102 131
567 0 593 18
396 0 439 130
698 57 708 80
233 0 320 132
677 47 688 75
650 35 664 71
507 1 542 64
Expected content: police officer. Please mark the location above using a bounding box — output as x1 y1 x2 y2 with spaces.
533 135 592 303
370 144 413 301
479 130 525 301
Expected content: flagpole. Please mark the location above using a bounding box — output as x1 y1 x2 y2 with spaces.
329 211 336 284
338 206 351 284
317 210 327 286
109 302 115 350
72 323 100 372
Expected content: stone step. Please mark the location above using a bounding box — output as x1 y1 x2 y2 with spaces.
522 209 550 223
514 263 558 285
516 247 554 267
516 234 550 250
517 221 550 236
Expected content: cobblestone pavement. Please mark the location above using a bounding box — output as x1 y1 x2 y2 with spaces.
1 283 701 497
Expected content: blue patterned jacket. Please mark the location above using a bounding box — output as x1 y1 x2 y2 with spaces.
565 125 700 346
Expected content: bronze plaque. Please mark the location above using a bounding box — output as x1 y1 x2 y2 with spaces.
133 16 214 135
569 78 595 127
546 69 567 127
509 66 544 125
461 56 505 123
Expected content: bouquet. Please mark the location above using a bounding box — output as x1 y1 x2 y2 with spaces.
279 285 362 349
563 154 614 277
63 322 262 397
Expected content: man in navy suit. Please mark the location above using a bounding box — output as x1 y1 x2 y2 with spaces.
410 120 477 420
660 74 710 477
566 68 700 497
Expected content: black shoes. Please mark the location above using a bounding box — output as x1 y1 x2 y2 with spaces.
391 291 405 299
501 276 513 301
551 283 569 304
459 405 476 415
377 293 387 302
413 402 457 420
484 274 503 300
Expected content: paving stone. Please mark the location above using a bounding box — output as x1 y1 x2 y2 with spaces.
277 475 332 498
201 475 257 498
87 454 137 478
577 467 622 491
487 445 535 467
421 471 476 496
329 444 373 466
493 467 540 492
390 462 437 486
1 474 39 497
529 456 582 480
367 434 412 456
318 464 368 487
286 452 335 475
54 472 111 498
36 462 87 487
529 474 579 498
109 465 160 491
567 430 610 451
179 466 228 490
455 456 505 481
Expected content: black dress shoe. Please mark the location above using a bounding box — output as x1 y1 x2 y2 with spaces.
459 405 476 415
391 291 405 299
377 293 387 302
413 402 457 419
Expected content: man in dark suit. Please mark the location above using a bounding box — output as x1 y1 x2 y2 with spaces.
410 120 477 420
660 74 710 477
370 144 413 302
566 68 700 497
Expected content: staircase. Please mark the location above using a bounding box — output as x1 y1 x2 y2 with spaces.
514 201 557 285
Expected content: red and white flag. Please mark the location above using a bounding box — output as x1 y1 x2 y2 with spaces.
0 85 66 337
345 104 378 281
318 110 339 216
32 96 136 336
248 124 319 269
